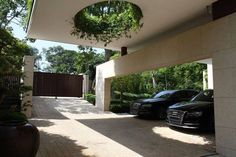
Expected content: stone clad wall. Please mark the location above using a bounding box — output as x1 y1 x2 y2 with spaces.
213 47 236 156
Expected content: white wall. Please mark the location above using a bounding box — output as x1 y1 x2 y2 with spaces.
197 58 213 90
213 47 236 156
82 74 89 97
207 64 213 89
96 13 236 157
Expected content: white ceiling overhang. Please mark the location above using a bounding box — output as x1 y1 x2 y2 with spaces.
27 0 216 52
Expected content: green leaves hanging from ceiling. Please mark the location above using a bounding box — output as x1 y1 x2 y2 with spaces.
71 1 143 46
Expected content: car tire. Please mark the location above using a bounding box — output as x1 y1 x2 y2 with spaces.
157 107 167 119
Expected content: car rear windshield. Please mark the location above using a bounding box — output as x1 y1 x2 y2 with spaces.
153 91 175 99
191 90 213 102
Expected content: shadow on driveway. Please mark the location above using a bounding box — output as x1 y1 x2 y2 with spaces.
32 97 69 119
78 117 216 157
31 96 216 157
36 130 93 157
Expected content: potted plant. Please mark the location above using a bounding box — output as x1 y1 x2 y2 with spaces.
0 27 40 157
0 90 40 157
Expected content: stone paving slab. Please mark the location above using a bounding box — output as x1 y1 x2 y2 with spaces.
31 96 217 157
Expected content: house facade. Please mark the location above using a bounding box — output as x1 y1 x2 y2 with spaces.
27 0 236 156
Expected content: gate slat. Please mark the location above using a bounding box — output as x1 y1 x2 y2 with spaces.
33 72 83 97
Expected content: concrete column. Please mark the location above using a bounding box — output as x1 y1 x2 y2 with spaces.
21 56 34 118
95 67 103 110
104 78 111 111
198 59 213 90
82 74 89 97
95 67 111 111
207 64 213 89
213 47 236 157
203 70 207 90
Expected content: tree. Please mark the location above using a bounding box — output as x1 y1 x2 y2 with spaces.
172 63 206 90
0 0 38 114
0 0 28 29
30 47 42 71
43 45 105 82
0 0 38 76
150 71 157 89
0 28 35 97
76 46 105 81
43 45 105 92
0 0 34 73
111 63 207 97
104 49 112 61
43 46 78 74
0 29 34 74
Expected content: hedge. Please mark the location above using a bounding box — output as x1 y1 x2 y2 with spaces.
85 94 96 105
110 92 152 113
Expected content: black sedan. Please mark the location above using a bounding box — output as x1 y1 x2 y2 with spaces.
130 90 199 119
167 89 214 129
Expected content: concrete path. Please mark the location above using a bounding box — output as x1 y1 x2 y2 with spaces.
31 97 218 157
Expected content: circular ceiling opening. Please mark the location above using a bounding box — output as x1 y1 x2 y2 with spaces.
71 1 143 46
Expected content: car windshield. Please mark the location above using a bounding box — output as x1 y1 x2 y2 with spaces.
153 91 175 99
191 90 213 102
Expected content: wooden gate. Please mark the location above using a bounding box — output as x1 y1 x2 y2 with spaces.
33 72 83 97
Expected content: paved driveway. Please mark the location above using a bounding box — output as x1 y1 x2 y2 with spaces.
31 97 217 157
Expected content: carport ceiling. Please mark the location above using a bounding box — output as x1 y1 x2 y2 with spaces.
27 0 216 52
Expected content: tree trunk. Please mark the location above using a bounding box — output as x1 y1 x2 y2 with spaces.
104 49 112 61
151 71 157 89
91 79 96 93
120 84 123 103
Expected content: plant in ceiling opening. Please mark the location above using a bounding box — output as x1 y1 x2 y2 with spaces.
71 0 143 46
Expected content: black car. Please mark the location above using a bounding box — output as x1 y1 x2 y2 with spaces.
130 90 199 119
167 89 214 129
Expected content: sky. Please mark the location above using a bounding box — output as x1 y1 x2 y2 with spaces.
11 23 103 53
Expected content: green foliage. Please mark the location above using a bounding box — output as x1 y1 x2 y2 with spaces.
172 63 206 90
0 0 27 29
110 63 206 113
43 46 105 81
71 1 143 46
25 0 33 25
110 101 130 113
112 63 206 97
110 52 121 60
113 91 151 101
20 0 34 30
76 46 105 80
0 28 35 114
0 1 36 115
110 92 151 113
84 93 96 105
0 28 31 55
0 28 34 77
43 46 78 74
31 47 42 71
0 111 27 122
112 73 148 95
